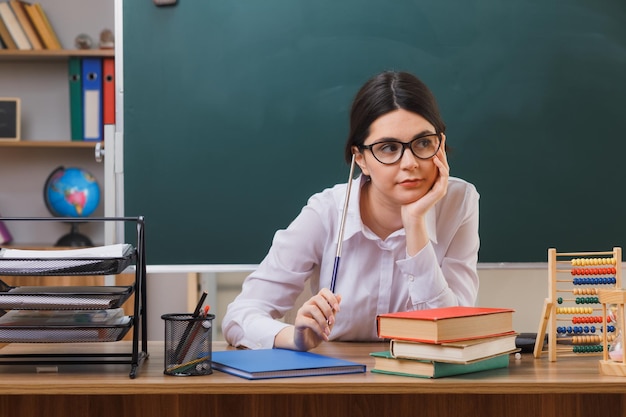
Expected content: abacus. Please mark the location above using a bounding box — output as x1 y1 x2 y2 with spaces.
533 247 622 361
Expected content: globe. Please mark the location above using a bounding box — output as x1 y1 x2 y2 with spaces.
44 166 101 218
44 166 101 247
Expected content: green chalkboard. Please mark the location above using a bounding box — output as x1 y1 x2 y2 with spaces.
123 0 626 264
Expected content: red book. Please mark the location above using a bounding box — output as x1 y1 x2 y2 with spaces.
376 306 515 343
102 57 115 125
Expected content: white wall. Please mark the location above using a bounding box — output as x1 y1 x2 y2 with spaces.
476 267 546 336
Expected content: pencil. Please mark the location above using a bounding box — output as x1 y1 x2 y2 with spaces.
178 305 211 362
166 355 209 373
173 291 208 361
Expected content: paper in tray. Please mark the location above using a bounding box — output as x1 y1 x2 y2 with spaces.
0 285 134 310
0 244 136 276
0 317 132 343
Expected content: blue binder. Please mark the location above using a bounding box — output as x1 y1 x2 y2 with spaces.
81 57 103 142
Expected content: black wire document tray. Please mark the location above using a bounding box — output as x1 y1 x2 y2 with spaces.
0 244 135 276
0 216 148 378
0 284 134 310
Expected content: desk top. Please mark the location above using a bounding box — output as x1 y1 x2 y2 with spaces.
0 341 623 395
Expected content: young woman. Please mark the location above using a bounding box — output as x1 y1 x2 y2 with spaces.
222 71 480 351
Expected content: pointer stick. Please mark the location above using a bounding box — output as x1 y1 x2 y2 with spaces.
329 154 356 293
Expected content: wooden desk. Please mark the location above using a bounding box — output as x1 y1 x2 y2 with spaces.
0 341 624 417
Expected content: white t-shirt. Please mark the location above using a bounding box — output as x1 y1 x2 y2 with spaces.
222 175 480 349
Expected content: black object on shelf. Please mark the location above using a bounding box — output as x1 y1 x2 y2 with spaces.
55 222 93 247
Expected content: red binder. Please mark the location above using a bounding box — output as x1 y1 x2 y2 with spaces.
103 57 115 125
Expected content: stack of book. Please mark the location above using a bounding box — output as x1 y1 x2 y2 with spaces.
372 306 518 378
0 1 61 50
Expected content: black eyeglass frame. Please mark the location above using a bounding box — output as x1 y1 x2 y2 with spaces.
357 133 442 165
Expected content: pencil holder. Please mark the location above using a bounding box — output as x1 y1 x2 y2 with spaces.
162 313 215 376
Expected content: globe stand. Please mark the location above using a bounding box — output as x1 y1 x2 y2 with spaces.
55 223 93 247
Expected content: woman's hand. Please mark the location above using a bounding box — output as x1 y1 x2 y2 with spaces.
274 288 341 351
402 135 449 255
403 135 449 219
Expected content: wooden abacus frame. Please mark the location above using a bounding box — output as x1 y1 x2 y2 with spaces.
533 247 622 361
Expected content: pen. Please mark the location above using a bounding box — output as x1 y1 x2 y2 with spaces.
174 291 208 361
329 153 356 293
192 291 208 317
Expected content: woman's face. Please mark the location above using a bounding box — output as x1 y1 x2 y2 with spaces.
354 109 441 207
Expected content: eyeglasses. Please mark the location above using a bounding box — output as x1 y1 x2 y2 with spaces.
358 133 441 165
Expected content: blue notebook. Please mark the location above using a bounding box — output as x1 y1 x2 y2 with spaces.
211 348 366 380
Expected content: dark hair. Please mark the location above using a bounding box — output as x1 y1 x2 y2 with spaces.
344 71 446 164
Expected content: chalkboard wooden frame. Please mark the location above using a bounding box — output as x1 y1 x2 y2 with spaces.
123 0 626 264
